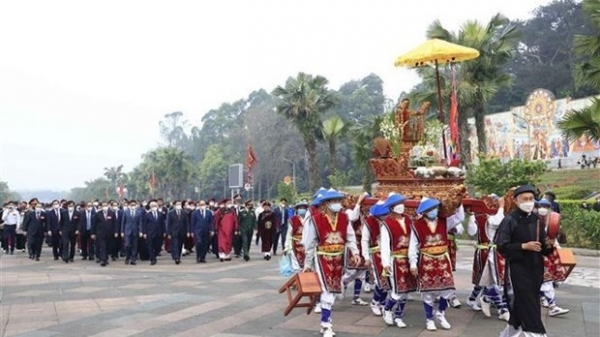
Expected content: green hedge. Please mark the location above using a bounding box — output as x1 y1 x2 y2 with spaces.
557 200 600 250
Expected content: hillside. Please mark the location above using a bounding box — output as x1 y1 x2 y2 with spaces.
537 168 600 200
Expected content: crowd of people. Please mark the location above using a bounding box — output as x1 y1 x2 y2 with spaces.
0 186 574 337
0 194 293 266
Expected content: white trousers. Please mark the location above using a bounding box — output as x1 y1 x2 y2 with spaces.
342 269 366 285
422 289 454 306
499 324 547 337
290 253 302 272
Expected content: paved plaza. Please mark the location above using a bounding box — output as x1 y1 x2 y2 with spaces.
1 243 599 337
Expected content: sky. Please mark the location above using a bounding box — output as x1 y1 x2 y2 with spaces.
0 0 552 191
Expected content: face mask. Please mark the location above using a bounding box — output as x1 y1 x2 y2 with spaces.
328 202 343 213
518 201 535 213
102 206 109 212
112 206 119 211
198 205 206 210
175 205 182 210
209 202 215 207
226 204 232 208
425 209 438 220
151 207 158 211
36 207 43 212
68 207 74 211
280 203 285 208
190 206 196 210
53 204 59 209
93 202 99 207
538 208 549 216
297 209 307 216
392 204 405 214
130 205 137 210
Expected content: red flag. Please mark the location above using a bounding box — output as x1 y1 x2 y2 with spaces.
449 63 460 165
246 145 257 171
118 183 124 199
149 172 157 196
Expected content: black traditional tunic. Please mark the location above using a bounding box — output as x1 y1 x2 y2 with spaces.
495 208 552 334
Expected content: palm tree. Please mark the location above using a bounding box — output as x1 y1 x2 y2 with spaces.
562 0 600 144
322 116 346 174
574 0 600 88
272 73 337 191
425 14 520 158
351 115 384 192
558 97 600 143
103 165 123 187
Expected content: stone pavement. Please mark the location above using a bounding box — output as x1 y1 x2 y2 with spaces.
0 243 598 337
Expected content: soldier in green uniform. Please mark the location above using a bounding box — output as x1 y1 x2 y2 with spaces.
238 200 257 261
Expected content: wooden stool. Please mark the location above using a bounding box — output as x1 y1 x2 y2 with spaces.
278 272 322 316
557 248 577 279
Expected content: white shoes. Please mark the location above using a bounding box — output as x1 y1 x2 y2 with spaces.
363 283 373 293
314 303 322 314
498 309 510 321
383 310 394 325
394 318 407 328
352 298 368 306
320 327 335 337
480 298 492 317
434 311 452 330
370 302 383 316
466 298 482 311
549 306 569 317
541 297 549 308
426 319 437 331
450 297 461 308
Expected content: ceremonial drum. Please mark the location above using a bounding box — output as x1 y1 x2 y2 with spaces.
546 212 561 240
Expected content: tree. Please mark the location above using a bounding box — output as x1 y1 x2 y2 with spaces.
489 0 597 111
0 179 21 202
426 13 521 156
466 156 547 195
198 144 230 198
558 97 600 143
103 165 124 187
351 115 384 193
159 111 189 148
322 116 346 174
272 73 337 192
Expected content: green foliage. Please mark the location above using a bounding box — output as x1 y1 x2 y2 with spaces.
198 144 230 198
558 201 600 249
68 178 114 202
277 182 295 204
322 116 346 173
0 179 21 203
466 156 547 195
557 97 600 143
351 115 384 193
327 170 352 190
538 168 600 199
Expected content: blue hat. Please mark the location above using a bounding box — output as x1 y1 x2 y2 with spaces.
311 193 324 206
313 187 327 199
417 197 440 214
319 188 345 202
538 199 552 207
384 193 407 208
370 201 389 217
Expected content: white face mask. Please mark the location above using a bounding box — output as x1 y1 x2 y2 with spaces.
53 204 59 209
151 207 158 211
102 206 109 212
518 201 535 213
392 204 405 214
68 207 74 211
175 205 182 210
93 202 99 207
209 202 215 207
189 206 196 210
226 204 233 208
199 205 206 210
112 206 119 211
328 202 343 213
538 208 549 216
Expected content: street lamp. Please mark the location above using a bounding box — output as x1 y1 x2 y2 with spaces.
281 157 296 191
512 113 532 159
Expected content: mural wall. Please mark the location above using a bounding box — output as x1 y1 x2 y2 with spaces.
467 89 600 166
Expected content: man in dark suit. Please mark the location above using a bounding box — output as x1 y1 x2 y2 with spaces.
109 200 122 261
272 198 289 255
167 200 188 265
45 199 63 260
120 199 142 265
59 200 80 263
156 198 168 256
191 200 214 263
79 202 96 260
22 199 46 261
143 200 165 265
91 201 117 267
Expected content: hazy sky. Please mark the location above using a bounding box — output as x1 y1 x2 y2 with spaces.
0 0 551 191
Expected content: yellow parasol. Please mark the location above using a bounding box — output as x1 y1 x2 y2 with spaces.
394 38 479 159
